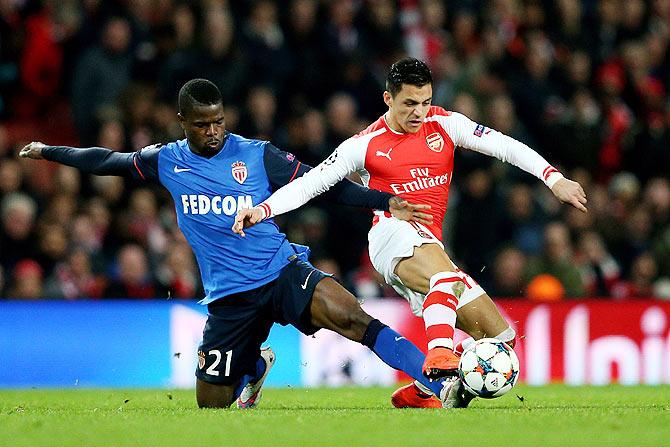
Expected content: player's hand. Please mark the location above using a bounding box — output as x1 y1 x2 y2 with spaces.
389 196 433 225
232 206 266 237
19 141 47 159
551 177 587 213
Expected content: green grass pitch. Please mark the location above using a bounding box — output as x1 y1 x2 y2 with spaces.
2 385 670 447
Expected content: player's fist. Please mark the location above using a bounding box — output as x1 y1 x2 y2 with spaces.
232 206 267 237
389 196 433 225
19 142 47 159
551 177 587 213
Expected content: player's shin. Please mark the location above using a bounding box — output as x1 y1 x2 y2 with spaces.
232 356 267 399
361 319 443 396
423 272 463 350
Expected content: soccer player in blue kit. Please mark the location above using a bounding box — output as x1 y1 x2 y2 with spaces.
19 79 453 409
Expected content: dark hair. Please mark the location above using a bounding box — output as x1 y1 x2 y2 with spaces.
385 57 432 96
178 79 222 115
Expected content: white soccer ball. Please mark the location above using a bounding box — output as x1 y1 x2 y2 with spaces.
458 338 519 399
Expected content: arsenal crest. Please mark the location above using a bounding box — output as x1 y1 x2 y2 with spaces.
231 161 247 184
426 132 444 152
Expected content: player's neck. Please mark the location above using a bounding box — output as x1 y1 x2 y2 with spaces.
383 112 406 134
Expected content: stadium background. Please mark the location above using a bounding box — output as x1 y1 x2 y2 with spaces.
0 0 669 388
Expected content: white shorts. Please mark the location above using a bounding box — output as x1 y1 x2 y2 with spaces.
367 212 486 317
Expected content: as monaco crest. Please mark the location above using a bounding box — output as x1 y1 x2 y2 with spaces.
426 132 444 152
231 161 247 184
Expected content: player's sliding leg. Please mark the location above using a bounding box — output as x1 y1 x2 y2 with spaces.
308 277 445 399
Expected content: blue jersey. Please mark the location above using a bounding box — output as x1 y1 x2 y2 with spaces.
155 136 298 303
42 134 393 304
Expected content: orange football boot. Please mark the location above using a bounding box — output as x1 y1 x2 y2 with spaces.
422 347 460 379
391 383 441 409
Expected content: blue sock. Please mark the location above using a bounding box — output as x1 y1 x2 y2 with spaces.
362 320 443 396
233 356 266 399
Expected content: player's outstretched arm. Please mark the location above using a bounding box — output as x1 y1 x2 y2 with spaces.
439 112 588 212
19 141 159 180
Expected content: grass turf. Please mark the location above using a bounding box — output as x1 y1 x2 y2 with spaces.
1 385 669 447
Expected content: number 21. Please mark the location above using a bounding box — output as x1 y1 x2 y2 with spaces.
206 349 232 377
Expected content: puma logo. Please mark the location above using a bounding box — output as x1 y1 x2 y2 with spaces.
375 147 393 161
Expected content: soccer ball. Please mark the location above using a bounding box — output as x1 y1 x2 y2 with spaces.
458 338 519 398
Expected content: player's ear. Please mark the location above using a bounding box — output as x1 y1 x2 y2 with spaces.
383 91 393 108
177 112 186 129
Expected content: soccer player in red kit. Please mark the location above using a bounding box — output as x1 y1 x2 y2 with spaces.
234 58 587 408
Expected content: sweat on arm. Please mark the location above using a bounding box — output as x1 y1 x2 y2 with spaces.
262 143 392 212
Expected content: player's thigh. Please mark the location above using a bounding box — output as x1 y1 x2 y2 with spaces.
272 259 371 342
455 293 510 339
308 277 373 343
394 243 458 294
196 299 273 392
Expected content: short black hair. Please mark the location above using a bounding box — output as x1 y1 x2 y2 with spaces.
386 57 432 96
178 79 222 115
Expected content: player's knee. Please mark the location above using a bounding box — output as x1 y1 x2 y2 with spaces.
494 327 517 347
196 379 235 409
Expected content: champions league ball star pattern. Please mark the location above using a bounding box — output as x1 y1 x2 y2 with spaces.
459 338 520 399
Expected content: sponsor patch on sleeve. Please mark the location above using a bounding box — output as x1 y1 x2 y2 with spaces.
286 152 295 162
473 123 488 137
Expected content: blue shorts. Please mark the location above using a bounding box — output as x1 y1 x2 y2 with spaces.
195 258 329 385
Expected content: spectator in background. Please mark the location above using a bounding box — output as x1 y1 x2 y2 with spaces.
0 159 23 195
525 222 585 297
238 86 278 141
325 92 364 147
612 252 658 299
71 16 133 145
43 248 106 299
490 247 528 298
0 193 38 272
577 231 620 297
156 242 200 299
7 260 43 299
283 0 327 104
35 223 69 278
104 244 158 299
242 0 292 91
500 183 546 255
452 169 504 277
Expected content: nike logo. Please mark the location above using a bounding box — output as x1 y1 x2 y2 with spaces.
301 270 315 290
375 148 393 161
394 336 406 342
174 166 192 173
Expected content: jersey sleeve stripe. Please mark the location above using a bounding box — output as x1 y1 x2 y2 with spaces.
259 202 272 218
543 167 559 181
132 154 146 180
288 162 302 182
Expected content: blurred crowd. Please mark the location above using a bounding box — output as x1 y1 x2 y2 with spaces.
0 0 669 300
